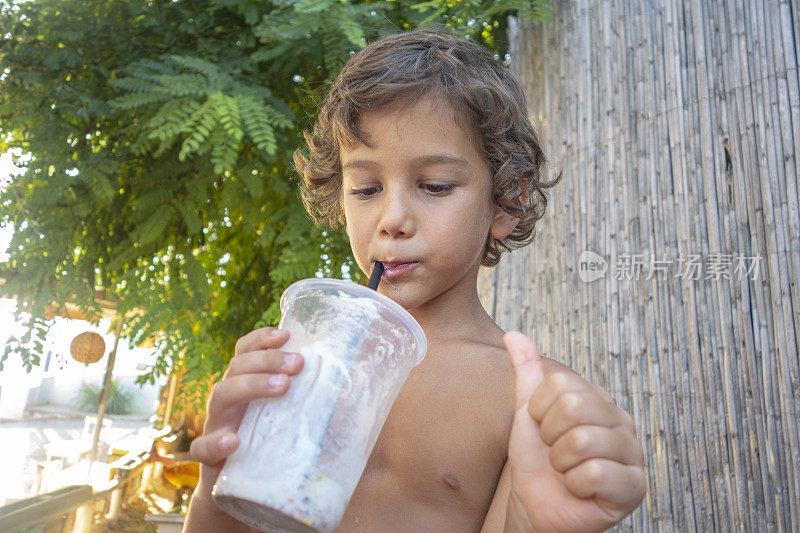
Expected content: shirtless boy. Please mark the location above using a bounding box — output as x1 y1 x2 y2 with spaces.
184 26 646 532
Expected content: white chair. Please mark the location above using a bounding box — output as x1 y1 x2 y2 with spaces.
81 415 113 440
43 416 114 466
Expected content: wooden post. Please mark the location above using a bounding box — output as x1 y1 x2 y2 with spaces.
106 485 123 520
73 503 94 533
89 316 124 465
161 370 179 430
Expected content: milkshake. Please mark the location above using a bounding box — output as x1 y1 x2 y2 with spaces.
212 278 427 532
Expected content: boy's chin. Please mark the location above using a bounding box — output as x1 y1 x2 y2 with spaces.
379 279 458 313
377 284 428 310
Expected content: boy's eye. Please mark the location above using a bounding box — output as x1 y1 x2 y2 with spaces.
421 183 455 196
350 186 381 198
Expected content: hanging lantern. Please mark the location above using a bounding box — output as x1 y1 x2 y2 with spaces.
70 332 106 364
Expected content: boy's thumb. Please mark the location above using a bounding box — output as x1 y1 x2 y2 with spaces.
503 331 545 411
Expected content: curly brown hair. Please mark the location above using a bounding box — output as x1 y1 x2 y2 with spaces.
293 24 561 267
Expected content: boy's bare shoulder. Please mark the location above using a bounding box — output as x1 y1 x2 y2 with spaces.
444 326 575 378
410 332 516 419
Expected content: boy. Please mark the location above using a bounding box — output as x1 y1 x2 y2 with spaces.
185 26 646 532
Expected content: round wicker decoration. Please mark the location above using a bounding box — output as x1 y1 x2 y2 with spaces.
70 331 106 364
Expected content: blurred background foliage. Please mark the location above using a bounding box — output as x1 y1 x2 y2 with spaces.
0 0 551 411
75 378 139 415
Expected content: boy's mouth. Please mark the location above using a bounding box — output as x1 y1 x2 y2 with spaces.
380 261 420 278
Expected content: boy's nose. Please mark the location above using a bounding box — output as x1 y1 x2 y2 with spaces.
377 188 415 239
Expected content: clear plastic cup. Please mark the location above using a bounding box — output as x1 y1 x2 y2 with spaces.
212 278 427 532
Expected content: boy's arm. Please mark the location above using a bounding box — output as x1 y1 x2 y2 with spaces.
481 460 513 532
482 462 542 533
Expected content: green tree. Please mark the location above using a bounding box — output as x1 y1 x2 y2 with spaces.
0 0 551 411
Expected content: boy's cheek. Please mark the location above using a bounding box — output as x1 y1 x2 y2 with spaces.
345 234 371 276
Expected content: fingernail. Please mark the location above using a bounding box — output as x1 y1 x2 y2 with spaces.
220 434 236 450
271 328 283 336
282 354 299 371
269 374 288 387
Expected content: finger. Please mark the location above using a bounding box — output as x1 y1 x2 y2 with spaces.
223 349 304 379
537 391 631 445
234 327 290 356
503 331 544 411
549 426 646 473
529 371 611 422
564 458 647 512
207 372 290 417
190 432 239 467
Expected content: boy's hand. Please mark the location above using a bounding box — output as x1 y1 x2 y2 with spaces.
189 327 304 493
502 331 646 533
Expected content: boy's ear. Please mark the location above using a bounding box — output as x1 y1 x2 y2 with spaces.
489 208 519 239
517 177 529 204
489 177 527 239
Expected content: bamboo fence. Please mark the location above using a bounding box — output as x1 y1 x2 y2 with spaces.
479 0 800 530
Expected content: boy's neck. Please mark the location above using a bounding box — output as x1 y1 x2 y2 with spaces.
407 263 499 343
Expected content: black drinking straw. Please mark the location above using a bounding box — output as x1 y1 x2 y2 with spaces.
367 261 384 290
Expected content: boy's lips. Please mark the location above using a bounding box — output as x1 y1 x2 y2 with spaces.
379 261 420 278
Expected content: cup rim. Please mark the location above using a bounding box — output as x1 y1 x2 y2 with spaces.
280 278 427 366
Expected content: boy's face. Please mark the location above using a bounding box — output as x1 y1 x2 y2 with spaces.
340 96 517 309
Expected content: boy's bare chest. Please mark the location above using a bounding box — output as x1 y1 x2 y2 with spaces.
338 345 515 532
